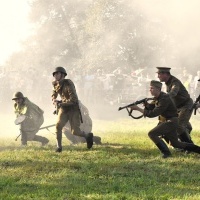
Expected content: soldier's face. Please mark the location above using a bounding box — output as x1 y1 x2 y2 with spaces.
14 98 23 105
157 72 167 82
53 72 62 81
150 86 159 96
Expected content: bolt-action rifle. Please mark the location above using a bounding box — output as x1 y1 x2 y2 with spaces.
118 97 154 119
190 94 200 115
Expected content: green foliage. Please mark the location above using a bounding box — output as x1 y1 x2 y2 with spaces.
0 118 200 199
6 0 176 73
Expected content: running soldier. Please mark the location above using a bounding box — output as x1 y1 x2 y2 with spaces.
51 66 93 152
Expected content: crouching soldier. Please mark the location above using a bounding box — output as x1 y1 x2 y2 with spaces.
130 80 200 158
12 91 49 146
63 100 101 145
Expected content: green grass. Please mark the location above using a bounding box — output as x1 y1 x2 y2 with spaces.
0 117 200 200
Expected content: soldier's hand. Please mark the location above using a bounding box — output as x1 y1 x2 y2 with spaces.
53 99 59 105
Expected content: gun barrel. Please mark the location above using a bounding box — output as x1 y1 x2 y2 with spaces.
39 124 56 130
118 97 154 111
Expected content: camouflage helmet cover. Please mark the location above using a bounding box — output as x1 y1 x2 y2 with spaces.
53 66 67 76
12 91 24 100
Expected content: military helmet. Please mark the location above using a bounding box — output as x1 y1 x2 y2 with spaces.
53 66 67 76
12 92 24 100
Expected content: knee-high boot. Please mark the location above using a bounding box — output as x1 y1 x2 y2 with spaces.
55 137 62 152
155 140 172 158
179 131 193 143
184 144 200 154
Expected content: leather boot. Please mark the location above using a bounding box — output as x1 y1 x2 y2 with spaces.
155 140 172 158
184 144 200 154
55 134 62 152
85 133 93 149
179 132 193 144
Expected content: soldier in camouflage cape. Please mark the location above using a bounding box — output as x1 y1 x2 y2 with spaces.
12 91 49 146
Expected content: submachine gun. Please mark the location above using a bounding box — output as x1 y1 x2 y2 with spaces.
53 100 62 115
190 94 200 115
118 97 154 119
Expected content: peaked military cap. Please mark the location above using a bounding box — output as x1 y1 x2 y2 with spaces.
156 67 171 73
150 80 162 89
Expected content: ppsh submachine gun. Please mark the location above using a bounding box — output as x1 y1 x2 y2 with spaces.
53 100 62 115
118 97 154 119
190 94 200 115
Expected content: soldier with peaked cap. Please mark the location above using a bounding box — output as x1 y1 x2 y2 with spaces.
194 79 200 109
156 67 194 146
129 80 200 158
12 91 49 146
51 66 94 152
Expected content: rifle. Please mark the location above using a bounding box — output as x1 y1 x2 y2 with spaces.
190 94 200 115
15 124 56 141
118 97 154 119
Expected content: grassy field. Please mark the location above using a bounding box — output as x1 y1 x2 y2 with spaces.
0 116 200 200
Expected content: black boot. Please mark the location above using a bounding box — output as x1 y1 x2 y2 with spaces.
55 135 62 152
184 144 200 154
155 140 172 158
179 132 193 144
85 133 93 149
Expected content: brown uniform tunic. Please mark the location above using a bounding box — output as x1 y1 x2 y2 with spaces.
52 79 85 146
144 92 197 150
165 75 193 139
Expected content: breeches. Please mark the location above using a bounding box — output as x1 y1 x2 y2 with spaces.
56 108 83 139
177 98 193 136
148 118 178 144
20 115 44 142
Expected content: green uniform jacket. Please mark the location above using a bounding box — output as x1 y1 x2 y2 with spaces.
166 75 191 108
52 79 79 107
144 92 178 119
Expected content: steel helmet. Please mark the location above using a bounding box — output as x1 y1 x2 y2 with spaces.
52 66 67 76
12 92 24 100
